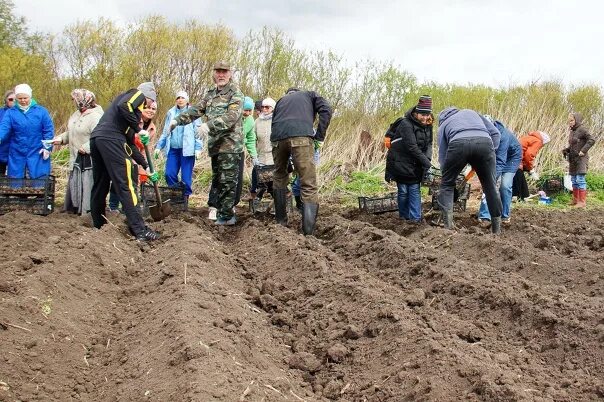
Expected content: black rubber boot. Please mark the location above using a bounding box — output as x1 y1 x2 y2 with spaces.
294 195 303 212
302 203 319 236
491 216 501 235
441 208 454 229
274 189 288 226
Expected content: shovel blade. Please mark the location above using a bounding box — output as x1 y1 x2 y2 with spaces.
149 200 172 221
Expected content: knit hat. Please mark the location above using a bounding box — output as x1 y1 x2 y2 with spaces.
262 97 276 108
285 87 300 95
254 100 263 112
416 95 432 114
539 131 551 145
14 84 32 97
175 90 189 102
243 96 254 110
137 82 157 101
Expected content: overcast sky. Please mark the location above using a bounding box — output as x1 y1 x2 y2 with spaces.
15 0 604 88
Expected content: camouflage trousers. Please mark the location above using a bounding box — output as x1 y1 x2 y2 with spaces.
209 152 241 220
272 136 318 204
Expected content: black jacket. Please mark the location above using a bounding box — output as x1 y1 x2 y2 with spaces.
91 89 147 168
271 90 332 142
386 108 433 184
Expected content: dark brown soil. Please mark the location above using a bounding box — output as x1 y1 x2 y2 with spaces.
1 203 603 401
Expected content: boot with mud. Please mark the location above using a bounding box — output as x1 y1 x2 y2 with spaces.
274 188 288 226
575 189 587 208
302 203 319 236
491 216 502 235
441 208 454 229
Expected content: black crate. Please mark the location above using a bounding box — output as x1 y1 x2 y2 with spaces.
256 164 275 184
430 184 471 212
140 182 187 213
0 176 56 216
358 193 398 214
539 176 566 193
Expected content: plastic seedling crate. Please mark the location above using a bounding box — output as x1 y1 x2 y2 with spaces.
358 193 398 214
256 164 275 184
0 176 55 216
140 182 187 214
430 184 470 212
539 176 566 193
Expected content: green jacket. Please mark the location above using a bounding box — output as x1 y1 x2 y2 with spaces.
175 82 244 156
243 115 257 157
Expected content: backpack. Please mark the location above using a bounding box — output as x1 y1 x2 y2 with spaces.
384 117 405 149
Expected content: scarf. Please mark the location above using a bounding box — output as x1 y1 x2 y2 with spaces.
71 88 96 113
258 112 273 120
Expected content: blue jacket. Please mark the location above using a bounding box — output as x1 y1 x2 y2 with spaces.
437 107 500 164
0 102 54 157
156 105 202 157
494 121 522 174
0 107 10 162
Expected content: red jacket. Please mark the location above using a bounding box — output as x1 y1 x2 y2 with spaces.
134 120 156 183
519 131 545 171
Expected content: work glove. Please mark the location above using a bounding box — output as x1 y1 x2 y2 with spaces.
197 123 210 137
39 148 50 160
153 149 161 159
314 140 324 151
169 119 178 132
149 172 159 183
252 157 260 166
195 150 202 160
529 170 539 181
139 130 150 145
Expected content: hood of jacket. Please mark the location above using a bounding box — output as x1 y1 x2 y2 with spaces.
571 112 583 130
438 107 459 124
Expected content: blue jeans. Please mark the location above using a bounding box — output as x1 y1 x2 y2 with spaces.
292 149 320 197
397 182 421 221
165 147 195 196
571 174 587 190
478 171 515 220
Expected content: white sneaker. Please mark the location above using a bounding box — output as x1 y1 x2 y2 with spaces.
208 207 217 221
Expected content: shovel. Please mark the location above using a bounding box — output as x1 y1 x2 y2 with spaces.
143 143 171 221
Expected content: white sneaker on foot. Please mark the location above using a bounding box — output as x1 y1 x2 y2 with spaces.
208 207 217 221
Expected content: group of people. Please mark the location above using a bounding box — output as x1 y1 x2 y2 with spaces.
0 68 595 240
0 61 333 241
385 95 596 234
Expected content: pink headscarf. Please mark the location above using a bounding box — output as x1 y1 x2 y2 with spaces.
71 88 96 112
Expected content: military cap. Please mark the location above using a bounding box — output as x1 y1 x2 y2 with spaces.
213 61 232 70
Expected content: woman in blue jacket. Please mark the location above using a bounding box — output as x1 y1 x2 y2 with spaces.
0 84 54 179
477 117 521 225
154 91 202 206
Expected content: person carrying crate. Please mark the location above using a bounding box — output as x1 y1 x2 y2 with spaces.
385 95 434 223
437 107 502 234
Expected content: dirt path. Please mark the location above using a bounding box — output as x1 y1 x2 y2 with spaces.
1 206 603 401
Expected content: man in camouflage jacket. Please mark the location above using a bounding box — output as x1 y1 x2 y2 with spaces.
170 61 244 225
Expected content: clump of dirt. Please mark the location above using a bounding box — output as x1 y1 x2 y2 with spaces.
1 204 603 401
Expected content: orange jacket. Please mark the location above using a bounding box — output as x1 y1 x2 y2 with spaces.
519 131 545 171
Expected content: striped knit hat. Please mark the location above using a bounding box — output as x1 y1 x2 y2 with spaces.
416 95 432 114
